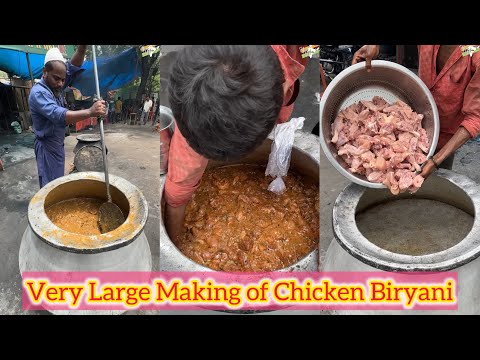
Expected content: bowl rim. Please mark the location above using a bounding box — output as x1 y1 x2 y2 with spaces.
320 59 440 188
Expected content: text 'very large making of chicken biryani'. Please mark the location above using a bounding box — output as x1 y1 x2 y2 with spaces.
175 165 319 272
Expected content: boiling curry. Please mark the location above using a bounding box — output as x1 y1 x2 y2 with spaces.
176 165 319 271
45 198 104 235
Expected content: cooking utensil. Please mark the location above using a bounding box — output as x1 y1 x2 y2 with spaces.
91 45 125 233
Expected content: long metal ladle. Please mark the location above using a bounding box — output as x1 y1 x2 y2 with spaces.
91 45 125 233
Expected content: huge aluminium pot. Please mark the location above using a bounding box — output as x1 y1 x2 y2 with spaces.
160 138 319 272
73 134 108 172
19 172 152 315
322 169 480 314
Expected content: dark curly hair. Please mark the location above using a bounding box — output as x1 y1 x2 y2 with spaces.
168 45 285 161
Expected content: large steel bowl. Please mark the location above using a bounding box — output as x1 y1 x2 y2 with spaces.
320 60 440 188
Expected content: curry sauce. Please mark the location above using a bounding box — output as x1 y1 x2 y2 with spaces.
45 198 104 235
177 165 319 271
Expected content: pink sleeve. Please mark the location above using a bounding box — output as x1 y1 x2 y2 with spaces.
461 59 480 138
164 123 208 207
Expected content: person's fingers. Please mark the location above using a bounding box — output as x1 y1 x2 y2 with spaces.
420 163 429 177
420 160 435 179
352 51 366 65
366 56 372 72
92 102 107 116
421 171 431 180
352 53 360 65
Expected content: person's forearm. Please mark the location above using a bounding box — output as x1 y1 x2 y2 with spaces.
165 203 187 244
71 45 87 67
434 126 471 164
65 109 92 126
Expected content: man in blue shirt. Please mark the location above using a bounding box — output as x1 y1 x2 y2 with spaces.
28 46 106 188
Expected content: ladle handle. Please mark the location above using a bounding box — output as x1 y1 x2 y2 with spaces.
92 45 111 202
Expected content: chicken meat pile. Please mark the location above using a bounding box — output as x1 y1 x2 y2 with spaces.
331 96 430 194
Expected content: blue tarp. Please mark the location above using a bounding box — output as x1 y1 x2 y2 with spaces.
71 48 141 97
0 49 44 79
0 47 141 97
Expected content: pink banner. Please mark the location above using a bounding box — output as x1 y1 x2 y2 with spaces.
21 272 458 312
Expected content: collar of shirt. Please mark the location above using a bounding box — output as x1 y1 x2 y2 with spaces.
418 45 480 89
271 45 307 105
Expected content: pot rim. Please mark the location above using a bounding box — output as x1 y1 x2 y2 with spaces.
28 172 148 254
333 169 480 272
76 134 101 142
159 105 175 131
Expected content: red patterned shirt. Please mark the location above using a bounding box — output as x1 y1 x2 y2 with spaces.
418 45 480 149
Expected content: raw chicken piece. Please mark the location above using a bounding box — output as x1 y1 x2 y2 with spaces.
331 117 344 144
397 170 415 191
409 175 425 193
391 141 409 153
383 171 400 195
367 171 385 182
331 97 430 195
338 144 369 157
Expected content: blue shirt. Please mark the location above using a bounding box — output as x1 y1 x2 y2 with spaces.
28 62 84 188
29 62 84 146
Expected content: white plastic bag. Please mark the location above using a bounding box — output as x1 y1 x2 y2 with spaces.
265 117 305 194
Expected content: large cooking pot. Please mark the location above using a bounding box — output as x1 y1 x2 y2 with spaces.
73 134 108 172
160 137 319 272
320 60 440 188
322 169 480 314
19 172 152 314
